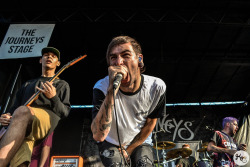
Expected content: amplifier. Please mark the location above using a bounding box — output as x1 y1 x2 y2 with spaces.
50 155 84 167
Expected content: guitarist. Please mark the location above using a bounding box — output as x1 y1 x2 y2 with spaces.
207 117 247 167
0 47 71 167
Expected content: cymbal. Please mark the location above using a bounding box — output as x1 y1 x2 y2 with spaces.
153 141 176 150
167 148 192 158
197 146 208 152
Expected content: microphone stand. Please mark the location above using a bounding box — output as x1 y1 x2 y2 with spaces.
165 155 182 163
154 129 169 167
161 149 168 167
0 64 22 127
154 131 161 167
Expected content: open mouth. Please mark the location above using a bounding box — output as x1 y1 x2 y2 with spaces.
121 74 129 84
46 60 52 63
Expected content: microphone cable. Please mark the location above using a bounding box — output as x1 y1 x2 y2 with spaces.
113 89 131 167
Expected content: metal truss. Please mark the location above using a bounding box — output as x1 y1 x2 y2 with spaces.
1 7 250 26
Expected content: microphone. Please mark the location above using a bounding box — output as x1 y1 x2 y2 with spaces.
113 73 123 90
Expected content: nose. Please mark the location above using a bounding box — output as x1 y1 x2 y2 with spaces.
48 54 53 58
115 56 124 66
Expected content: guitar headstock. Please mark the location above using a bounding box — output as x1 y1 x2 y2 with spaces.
63 54 87 68
69 55 87 66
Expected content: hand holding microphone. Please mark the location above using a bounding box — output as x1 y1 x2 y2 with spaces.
109 65 128 90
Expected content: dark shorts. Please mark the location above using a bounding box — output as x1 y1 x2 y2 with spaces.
97 140 154 167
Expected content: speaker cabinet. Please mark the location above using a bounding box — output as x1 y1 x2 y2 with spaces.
50 155 83 167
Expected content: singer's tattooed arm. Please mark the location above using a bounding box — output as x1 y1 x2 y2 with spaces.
91 99 114 141
99 103 112 132
126 118 158 156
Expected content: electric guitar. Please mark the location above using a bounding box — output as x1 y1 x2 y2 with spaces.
0 54 87 139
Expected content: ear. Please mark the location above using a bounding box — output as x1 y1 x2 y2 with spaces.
39 58 42 64
57 61 61 67
138 54 144 68
138 54 143 62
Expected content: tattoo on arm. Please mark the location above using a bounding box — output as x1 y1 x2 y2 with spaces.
104 102 113 122
95 102 113 137
130 132 142 145
104 103 110 122
211 145 226 153
92 121 97 134
101 122 111 131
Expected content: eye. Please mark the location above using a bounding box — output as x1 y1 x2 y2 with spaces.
110 55 117 60
121 53 130 58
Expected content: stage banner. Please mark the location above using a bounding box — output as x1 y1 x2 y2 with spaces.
0 24 55 59
154 104 243 142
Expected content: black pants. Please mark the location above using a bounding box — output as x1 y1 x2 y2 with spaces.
97 140 154 167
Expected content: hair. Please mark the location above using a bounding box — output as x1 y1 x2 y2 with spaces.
106 35 145 73
182 144 190 148
222 117 238 129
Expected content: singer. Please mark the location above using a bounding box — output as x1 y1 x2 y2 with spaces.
91 35 167 166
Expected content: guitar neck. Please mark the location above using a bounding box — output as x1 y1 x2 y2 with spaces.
24 66 68 106
24 54 87 107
